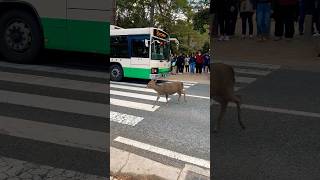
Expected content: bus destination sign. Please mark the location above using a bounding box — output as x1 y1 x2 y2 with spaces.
153 29 168 39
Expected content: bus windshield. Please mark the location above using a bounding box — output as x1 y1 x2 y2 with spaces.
151 37 169 60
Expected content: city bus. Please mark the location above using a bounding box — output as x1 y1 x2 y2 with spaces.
110 26 171 81
0 0 114 63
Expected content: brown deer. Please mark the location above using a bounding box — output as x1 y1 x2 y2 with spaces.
146 79 186 107
211 63 245 133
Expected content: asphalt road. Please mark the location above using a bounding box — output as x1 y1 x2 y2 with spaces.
211 61 320 179
0 52 108 179
110 77 210 170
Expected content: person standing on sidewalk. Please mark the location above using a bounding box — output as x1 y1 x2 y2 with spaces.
230 0 240 37
176 53 185 74
312 0 320 36
217 0 232 41
203 53 210 73
184 55 190 73
189 54 196 74
298 0 306 35
240 0 255 39
195 51 204 74
255 0 272 41
273 0 299 40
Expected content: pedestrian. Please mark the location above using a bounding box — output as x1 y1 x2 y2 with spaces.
230 0 240 37
176 53 185 74
189 54 196 74
216 0 232 41
312 0 320 36
298 0 306 35
171 56 177 75
255 0 272 41
195 51 204 74
240 0 255 39
273 0 299 40
204 53 210 73
185 55 190 72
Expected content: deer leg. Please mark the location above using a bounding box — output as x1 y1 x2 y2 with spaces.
166 94 169 106
153 95 160 108
177 92 181 103
213 101 228 133
232 95 245 130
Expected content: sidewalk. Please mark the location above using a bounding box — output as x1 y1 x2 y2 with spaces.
214 18 320 72
159 73 210 85
110 147 210 180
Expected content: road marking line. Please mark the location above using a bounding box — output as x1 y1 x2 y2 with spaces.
214 61 281 70
110 111 143 126
235 87 241 91
111 81 149 87
0 71 107 93
212 101 320 118
111 90 170 102
111 84 190 94
166 80 199 84
111 81 192 88
234 68 271 76
114 136 210 169
0 90 106 117
180 94 209 99
0 61 107 78
235 76 256 83
0 116 107 152
111 98 160 112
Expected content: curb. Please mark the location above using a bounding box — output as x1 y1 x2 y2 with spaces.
110 147 210 180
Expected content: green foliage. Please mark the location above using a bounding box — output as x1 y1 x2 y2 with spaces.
115 0 209 55
193 8 210 34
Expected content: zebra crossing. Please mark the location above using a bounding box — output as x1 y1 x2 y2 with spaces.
0 61 108 178
215 61 281 91
0 60 198 179
110 80 198 126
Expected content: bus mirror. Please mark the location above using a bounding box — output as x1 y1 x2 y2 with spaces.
145 39 149 47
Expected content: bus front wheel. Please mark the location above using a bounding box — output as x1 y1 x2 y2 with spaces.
110 64 123 81
0 10 43 63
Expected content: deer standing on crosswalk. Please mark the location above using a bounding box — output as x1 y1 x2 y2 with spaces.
147 79 186 108
211 63 245 133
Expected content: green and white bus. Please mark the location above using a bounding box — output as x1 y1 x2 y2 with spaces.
110 26 171 81
0 0 114 63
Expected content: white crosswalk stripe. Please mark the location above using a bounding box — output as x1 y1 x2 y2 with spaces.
0 61 202 177
216 61 281 91
0 61 111 177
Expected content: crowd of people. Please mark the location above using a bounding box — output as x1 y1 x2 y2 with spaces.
170 51 211 75
210 0 320 41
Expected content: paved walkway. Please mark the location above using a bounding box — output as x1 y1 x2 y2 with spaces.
159 73 210 85
214 18 320 72
110 147 210 180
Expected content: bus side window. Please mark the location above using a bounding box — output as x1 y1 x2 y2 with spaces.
111 36 129 58
131 39 149 58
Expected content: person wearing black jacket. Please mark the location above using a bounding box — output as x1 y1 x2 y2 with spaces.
176 54 185 74
230 0 241 36
273 0 299 40
216 0 234 41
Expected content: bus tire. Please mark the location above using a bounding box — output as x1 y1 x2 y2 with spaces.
110 64 123 81
0 10 43 63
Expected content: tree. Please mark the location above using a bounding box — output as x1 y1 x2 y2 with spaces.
115 0 209 55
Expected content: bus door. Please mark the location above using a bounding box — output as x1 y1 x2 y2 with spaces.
128 35 150 66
